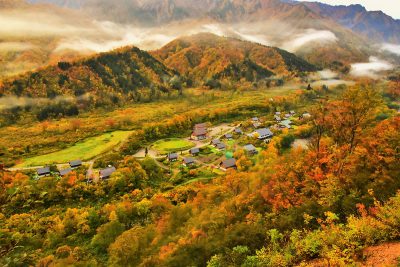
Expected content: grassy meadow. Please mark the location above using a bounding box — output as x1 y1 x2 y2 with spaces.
16 131 132 167
152 138 195 154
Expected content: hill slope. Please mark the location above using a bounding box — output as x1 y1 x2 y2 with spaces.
0 46 176 98
151 33 317 83
302 2 400 44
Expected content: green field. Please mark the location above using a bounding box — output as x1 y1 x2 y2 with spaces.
17 131 132 167
152 138 195 154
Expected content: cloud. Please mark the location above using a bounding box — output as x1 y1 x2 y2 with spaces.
350 57 393 78
232 30 270 46
201 24 226 36
0 10 90 38
380 43 400 56
55 21 176 53
317 69 339 80
0 42 35 52
0 94 91 110
282 28 338 52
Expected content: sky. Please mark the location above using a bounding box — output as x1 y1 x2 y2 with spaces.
300 0 400 19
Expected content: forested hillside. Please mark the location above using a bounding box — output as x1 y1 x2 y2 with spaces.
1 82 399 266
0 46 176 99
152 33 317 85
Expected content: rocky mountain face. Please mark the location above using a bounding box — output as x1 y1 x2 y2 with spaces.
3 0 397 78
302 2 400 44
28 0 400 45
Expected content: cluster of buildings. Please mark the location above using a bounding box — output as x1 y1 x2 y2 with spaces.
37 159 83 177
34 110 310 180
36 159 116 181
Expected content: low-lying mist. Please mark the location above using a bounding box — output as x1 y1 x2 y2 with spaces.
350 57 394 79
0 94 90 110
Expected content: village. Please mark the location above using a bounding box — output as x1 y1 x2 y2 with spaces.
31 110 312 186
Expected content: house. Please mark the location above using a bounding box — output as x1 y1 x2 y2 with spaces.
194 123 207 129
211 139 221 146
275 111 281 115
234 128 243 135
290 110 296 115
274 115 282 122
302 112 311 119
191 123 208 140
220 158 237 171
191 127 207 140
99 166 116 180
167 152 178 162
255 128 273 140
69 159 82 168
224 133 233 140
279 120 292 129
216 143 226 150
284 113 291 118
58 168 72 176
252 117 260 122
189 147 200 156
37 167 51 177
244 144 258 155
183 157 195 166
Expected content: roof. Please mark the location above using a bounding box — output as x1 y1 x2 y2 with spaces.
225 133 233 138
59 168 72 176
244 144 257 151
256 128 273 137
221 158 236 169
69 159 82 167
252 117 259 121
190 147 200 154
194 123 207 129
234 128 243 133
284 114 291 118
217 143 226 149
100 166 116 178
168 153 178 159
290 110 295 114
274 115 281 121
211 139 221 145
183 157 195 164
192 127 207 136
280 120 292 129
275 112 281 115
37 167 50 175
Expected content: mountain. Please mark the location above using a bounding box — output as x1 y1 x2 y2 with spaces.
151 33 317 83
0 33 317 99
27 0 85 8
25 0 372 67
0 0 27 8
301 2 400 44
27 0 334 25
0 46 176 99
0 0 96 78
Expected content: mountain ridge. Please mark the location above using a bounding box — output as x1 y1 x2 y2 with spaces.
301 1 400 44
151 33 317 83
0 46 176 100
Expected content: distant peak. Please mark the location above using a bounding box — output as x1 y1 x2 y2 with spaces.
348 4 366 11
